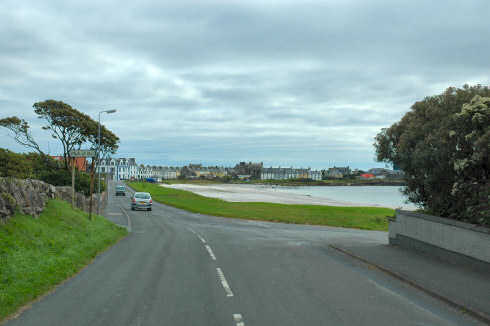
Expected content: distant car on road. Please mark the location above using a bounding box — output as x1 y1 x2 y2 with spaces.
115 185 126 196
131 192 152 211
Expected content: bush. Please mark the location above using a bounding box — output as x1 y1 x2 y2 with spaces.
374 85 490 226
40 169 106 196
0 148 33 178
0 148 107 196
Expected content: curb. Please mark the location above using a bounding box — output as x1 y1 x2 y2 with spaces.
329 244 490 325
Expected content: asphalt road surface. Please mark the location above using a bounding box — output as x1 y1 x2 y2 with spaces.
4 181 485 326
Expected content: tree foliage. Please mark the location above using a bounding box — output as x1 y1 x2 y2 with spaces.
0 148 34 178
1 100 118 195
33 100 91 169
0 117 45 155
1 100 119 172
374 85 490 226
32 100 119 170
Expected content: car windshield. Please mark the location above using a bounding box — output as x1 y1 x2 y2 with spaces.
135 193 150 199
116 186 125 190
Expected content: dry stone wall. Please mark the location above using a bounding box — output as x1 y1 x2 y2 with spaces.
0 178 106 222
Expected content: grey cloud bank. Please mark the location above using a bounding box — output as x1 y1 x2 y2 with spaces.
1 0 489 170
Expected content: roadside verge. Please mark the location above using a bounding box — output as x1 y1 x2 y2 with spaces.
0 199 127 323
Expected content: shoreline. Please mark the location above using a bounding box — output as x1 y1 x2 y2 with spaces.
161 183 403 209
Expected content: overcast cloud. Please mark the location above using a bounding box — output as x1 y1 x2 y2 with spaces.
1 0 489 169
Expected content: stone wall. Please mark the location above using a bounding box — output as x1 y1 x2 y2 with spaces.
389 210 490 269
0 178 106 222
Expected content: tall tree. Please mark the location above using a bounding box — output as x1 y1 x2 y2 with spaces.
1 100 119 172
33 100 94 170
374 85 490 226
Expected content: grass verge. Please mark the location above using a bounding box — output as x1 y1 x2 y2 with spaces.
128 182 393 231
0 199 127 321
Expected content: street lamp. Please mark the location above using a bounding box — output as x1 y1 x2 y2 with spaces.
98 109 116 215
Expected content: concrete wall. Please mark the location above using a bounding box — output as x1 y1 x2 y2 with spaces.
389 210 490 267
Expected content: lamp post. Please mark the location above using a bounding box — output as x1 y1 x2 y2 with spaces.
98 109 116 215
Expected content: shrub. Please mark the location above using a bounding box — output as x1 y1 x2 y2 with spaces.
374 85 490 226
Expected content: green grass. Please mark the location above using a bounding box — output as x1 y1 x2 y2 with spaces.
0 199 127 320
128 182 393 231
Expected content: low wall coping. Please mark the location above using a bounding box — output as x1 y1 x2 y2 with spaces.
395 209 490 235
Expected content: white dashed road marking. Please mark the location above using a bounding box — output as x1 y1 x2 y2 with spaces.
205 245 216 260
216 268 234 297
234 314 245 326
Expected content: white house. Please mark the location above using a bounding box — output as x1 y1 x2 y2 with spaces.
308 170 322 180
138 165 153 180
162 167 180 179
97 157 139 180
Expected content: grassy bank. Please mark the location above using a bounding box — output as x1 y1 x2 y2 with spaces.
0 199 127 320
128 182 393 231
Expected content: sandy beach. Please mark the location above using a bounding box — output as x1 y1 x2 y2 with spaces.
161 184 374 207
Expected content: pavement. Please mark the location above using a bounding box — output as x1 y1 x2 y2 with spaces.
330 242 490 325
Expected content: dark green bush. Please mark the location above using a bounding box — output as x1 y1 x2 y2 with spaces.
374 85 490 226
0 148 105 196
0 148 33 178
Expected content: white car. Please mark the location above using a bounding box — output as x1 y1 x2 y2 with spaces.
131 192 152 211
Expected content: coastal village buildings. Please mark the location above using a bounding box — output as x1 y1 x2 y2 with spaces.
97 157 138 181
323 166 352 179
180 164 227 179
92 157 399 181
162 167 180 180
260 167 322 180
367 168 405 180
308 170 322 180
234 162 263 179
137 165 153 180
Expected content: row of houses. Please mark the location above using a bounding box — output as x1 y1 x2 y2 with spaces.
95 159 325 181
320 166 405 180
322 166 352 179
96 158 180 181
93 158 403 181
260 167 322 180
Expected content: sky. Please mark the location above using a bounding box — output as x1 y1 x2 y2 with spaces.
1 0 489 170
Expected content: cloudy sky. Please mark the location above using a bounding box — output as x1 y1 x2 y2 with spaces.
1 0 489 170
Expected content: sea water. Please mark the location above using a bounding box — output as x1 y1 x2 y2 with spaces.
267 186 417 209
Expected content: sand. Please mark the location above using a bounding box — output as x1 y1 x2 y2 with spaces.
161 183 369 207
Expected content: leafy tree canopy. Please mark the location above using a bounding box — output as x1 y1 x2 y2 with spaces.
374 85 490 226
1 100 119 172
0 116 44 155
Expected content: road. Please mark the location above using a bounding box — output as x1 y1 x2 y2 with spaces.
5 181 484 326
